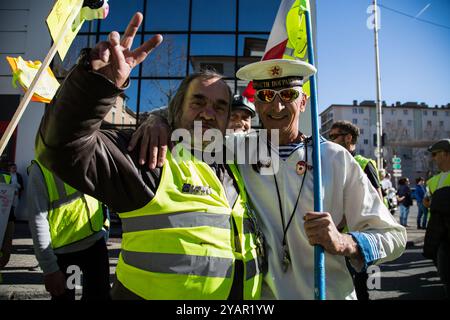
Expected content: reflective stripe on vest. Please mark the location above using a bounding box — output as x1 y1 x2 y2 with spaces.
427 172 450 194
116 147 262 300
121 211 255 234
33 160 104 249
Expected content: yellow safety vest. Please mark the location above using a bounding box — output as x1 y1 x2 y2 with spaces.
34 160 104 249
427 172 450 195
116 148 263 300
0 173 11 184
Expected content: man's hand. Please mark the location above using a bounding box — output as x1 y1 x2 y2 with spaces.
128 114 171 169
304 212 361 260
44 270 67 297
90 12 162 88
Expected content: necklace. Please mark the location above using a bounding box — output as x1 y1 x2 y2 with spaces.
270 135 309 272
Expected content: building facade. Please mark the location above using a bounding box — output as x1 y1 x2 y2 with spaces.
320 100 450 182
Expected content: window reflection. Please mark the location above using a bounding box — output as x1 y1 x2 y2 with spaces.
142 35 188 77
146 0 189 31
192 0 236 31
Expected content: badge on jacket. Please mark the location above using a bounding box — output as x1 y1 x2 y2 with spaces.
182 183 212 195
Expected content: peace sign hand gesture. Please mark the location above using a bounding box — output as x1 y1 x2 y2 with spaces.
90 12 162 88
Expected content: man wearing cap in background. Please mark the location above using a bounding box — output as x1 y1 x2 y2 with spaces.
423 138 450 297
134 58 406 299
228 95 256 134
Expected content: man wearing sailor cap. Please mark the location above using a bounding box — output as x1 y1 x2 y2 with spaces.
232 58 406 299
133 58 407 299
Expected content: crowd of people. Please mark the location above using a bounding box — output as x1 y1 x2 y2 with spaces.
0 12 448 300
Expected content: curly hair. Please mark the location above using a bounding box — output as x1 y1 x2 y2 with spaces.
330 120 360 144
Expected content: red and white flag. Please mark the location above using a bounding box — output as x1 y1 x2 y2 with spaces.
242 0 310 101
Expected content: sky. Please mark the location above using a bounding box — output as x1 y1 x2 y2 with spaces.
316 0 450 112
74 0 450 114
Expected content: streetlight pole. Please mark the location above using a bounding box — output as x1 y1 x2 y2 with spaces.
373 0 383 170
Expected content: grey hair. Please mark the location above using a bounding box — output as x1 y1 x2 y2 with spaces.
168 69 233 128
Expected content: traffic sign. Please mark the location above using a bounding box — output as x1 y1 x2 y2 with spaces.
393 163 401 169
392 157 401 164
393 173 402 177
393 169 402 174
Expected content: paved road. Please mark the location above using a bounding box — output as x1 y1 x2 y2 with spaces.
0 204 446 300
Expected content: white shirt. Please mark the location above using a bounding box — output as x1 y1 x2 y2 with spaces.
381 177 393 191
234 133 406 300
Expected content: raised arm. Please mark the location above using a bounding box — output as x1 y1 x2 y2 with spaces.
36 13 162 212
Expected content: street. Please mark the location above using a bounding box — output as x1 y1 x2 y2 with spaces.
0 204 446 300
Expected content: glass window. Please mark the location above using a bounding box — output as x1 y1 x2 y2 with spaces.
360 128 364 134
432 111 437 116
427 120 432 126
100 0 144 32
353 108 357 114
359 108 364 114
391 110 395 115
124 80 139 113
79 20 98 33
140 79 182 113
239 0 279 31
363 119 368 125
146 0 189 31
53 36 89 78
192 0 236 31
190 35 236 77
403 109 408 115
397 119 402 126
352 119 357 124
440 121 444 127
446 111 449 117
142 34 188 77
238 35 269 58
363 139 368 145
407 120 412 126
423 110 428 115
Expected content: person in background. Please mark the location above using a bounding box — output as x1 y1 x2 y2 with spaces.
328 120 384 300
414 177 427 229
397 177 413 227
423 139 450 298
228 95 256 134
27 160 110 300
328 121 383 200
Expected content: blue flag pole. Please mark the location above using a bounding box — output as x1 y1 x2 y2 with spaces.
304 5 326 300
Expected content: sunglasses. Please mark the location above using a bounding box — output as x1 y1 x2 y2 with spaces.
255 88 301 103
328 133 348 141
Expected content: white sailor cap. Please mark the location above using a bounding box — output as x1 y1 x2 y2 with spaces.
236 59 317 90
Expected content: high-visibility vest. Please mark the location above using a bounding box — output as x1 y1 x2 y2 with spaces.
116 148 263 300
427 172 450 195
0 173 11 184
33 160 104 249
354 154 378 175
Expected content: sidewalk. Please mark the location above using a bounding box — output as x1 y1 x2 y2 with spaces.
0 205 438 300
0 221 122 300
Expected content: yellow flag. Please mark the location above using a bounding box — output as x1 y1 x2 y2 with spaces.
46 0 84 61
6 56 60 103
